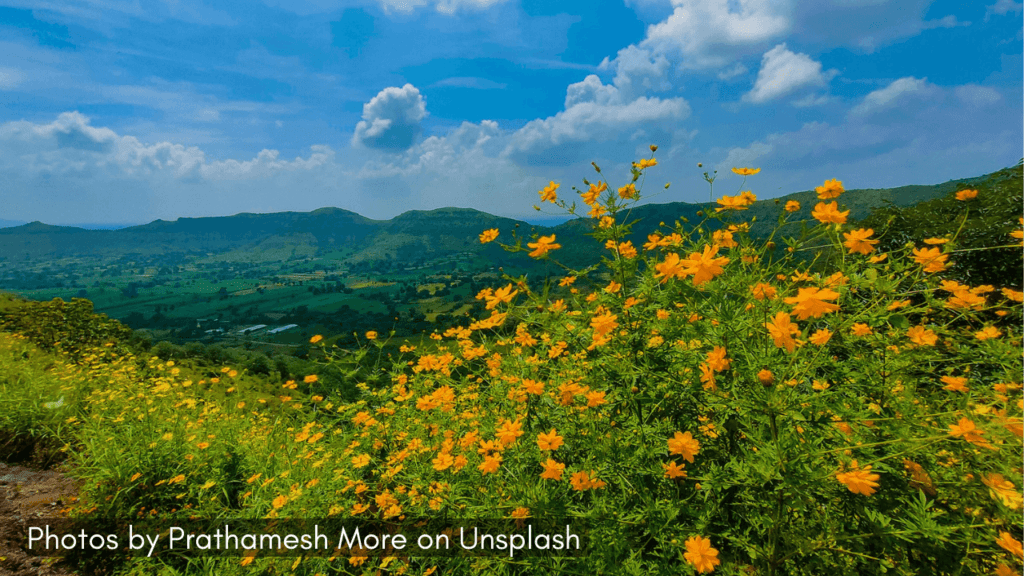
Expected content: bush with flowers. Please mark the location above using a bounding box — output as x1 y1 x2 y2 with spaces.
0 149 1021 576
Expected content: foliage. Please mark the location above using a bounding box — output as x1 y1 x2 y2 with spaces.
0 154 1021 576
859 162 1023 290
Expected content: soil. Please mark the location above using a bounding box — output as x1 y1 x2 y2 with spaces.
0 462 81 576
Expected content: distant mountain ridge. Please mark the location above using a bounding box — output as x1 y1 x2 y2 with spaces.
0 169 1000 264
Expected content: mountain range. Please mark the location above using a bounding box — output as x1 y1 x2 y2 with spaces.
0 170 997 265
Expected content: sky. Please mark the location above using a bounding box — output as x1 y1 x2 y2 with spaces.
0 0 1021 226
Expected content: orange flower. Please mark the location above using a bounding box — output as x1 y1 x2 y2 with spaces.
836 460 880 495
715 194 752 211
750 282 777 300
536 429 564 451
850 323 873 337
478 453 502 474
479 228 499 243
783 287 841 320
815 178 844 199
975 326 1002 341
681 245 730 286
432 452 455 471
582 181 606 205
683 536 721 574
996 531 1023 559
590 309 619 337
906 325 937 346
941 375 969 393
668 431 700 463
731 167 761 175
654 253 685 283
784 200 801 212
912 247 950 273
757 369 774 386
528 235 561 258
309 335 323 344
496 419 524 446
272 495 288 509
540 459 565 480
618 183 637 199
955 188 978 201
662 461 687 479
843 228 878 254
808 328 832 346
811 201 849 224
365 331 378 340
948 418 995 450
705 346 731 372
765 312 801 353
982 473 1023 509
539 181 559 203
569 470 606 491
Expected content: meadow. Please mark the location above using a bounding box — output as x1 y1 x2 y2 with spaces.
0 153 1021 575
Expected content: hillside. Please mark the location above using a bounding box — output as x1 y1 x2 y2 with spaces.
0 169 998 264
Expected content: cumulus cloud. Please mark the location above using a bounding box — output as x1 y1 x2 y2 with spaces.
849 77 938 117
641 0 790 70
351 84 428 151
986 0 1023 19
504 46 687 160
744 44 835 103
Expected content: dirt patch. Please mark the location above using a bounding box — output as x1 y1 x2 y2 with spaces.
0 462 81 576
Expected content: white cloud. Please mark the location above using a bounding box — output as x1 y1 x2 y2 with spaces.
262 0 511 15
351 84 428 151
504 93 689 158
717 62 748 80
986 0 1023 19
429 77 508 90
744 44 834 103
0 67 26 90
954 85 1002 107
642 0 790 70
849 77 937 117
792 93 831 107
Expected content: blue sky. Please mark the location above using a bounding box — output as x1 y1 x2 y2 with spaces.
0 0 1020 225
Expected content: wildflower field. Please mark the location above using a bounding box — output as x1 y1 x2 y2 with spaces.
1 152 1022 576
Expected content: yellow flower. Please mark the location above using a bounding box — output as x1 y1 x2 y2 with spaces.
750 282 777 300
815 178 844 199
836 460 880 495
304 374 318 384
683 536 721 574
478 453 502 474
681 245 730 286
811 201 849 224
941 375 969 393
662 461 687 479
668 431 700 463
538 181 559 203
527 235 561 258
850 323 873 337
906 326 937 346
540 459 565 480
974 326 1002 340
365 331 378 340
309 335 323 344
479 228 499 243
715 194 752 211
784 287 841 320
272 495 288 509
982 473 1023 509
432 452 455 471
912 247 950 273
784 200 801 212
352 454 371 467
948 418 995 450
808 328 832 346
618 183 637 199
955 188 978 201
536 429 564 451
996 531 1023 559
731 167 760 176
757 369 774 386
843 228 878 254
765 312 800 353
